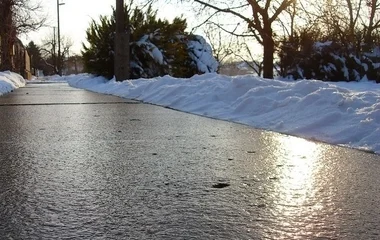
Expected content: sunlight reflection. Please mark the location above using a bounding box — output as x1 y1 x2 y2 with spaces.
270 135 324 220
275 136 320 199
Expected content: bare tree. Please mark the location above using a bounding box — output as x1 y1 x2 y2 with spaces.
346 0 362 40
202 23 234 66
0 0 46 71
40 33 73 74
364 0 380 46
190 0 295 79
310 0 380 48
296 0 364 45
233 42 263 76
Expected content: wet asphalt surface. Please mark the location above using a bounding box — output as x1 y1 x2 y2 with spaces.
1 82 380 239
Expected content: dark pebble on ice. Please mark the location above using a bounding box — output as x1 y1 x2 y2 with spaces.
212 182 230 189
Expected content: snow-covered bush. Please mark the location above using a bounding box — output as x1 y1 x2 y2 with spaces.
187 35 219 73
82 4 218 80
279 37 380 83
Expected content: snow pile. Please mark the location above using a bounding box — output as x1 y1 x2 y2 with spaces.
0 71 26 96
67 73 380 154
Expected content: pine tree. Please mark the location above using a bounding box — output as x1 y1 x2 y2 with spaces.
82 4 216 79
26 41 43 74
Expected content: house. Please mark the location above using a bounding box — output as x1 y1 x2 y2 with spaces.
63 55 84 75
0 37 32 80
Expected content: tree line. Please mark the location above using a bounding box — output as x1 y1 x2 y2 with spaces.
0 0 72 75
277 0 380 82
82 3 218 79
191 0 380 82
26 37 78 76
0 0 45 72
2 0 380 82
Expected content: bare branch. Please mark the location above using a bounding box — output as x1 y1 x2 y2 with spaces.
190 11 219 33
208 21 262 42
270 0 294 23
193 0 254 25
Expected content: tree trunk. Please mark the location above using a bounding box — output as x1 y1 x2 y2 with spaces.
114 0 129 81
263 36 274 79
364 0 377 48
0 1 16 71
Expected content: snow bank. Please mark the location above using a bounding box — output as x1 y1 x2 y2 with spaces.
66 73 380 154
0 71 26 96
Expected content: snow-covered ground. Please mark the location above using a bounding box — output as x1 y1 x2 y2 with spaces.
0 71 26 95
2 71 380 154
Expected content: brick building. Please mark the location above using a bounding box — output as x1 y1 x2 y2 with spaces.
0 37 32 80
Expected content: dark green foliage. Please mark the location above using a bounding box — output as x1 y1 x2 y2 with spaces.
82 4 205 80
278 29 380 83
26 41 44 73
82 15 115 79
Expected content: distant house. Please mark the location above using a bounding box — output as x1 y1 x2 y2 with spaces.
219 62 256 76
63 55 84 75
0 37 32 79
219 61 264 77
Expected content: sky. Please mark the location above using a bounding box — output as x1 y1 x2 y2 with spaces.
21 0 190 54
2 72 374 155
